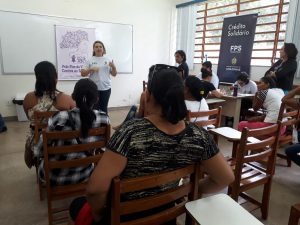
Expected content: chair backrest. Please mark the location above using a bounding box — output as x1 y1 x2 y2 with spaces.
33 110 57 144
234 123 281 184
42 125 110 198
288 203 300 225
277 102 300 145
187 106 222 128
110 164 200 225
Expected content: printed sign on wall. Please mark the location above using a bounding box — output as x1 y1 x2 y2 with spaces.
217 14 258 83
55 25 95 80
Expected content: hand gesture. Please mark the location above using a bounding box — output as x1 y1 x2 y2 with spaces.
90 67 100 73
109 60 115 69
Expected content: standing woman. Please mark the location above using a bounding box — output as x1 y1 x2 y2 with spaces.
265 43 298 93
175 50 189 80
81 41 117 114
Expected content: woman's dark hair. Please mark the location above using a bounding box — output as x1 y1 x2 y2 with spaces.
93 40 106 56
202 61 212 69
284 43 298 60
260 76 276 89
236 72 249 84
201 69 212 79
72 79 98 138
34 61 58 100
185 76 204 102
175 50 186 62
148 65 187 124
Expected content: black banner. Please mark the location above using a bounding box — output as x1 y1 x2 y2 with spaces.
217 14 258 83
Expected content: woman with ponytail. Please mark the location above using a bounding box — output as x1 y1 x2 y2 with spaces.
69 65 234 225
34 78 110 186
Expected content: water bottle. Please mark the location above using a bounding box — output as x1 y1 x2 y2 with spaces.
233 84 238 97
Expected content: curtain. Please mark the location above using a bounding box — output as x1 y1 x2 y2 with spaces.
176 4 197 70
287 0 300 78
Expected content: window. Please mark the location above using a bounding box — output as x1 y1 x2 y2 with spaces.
194 0 289 66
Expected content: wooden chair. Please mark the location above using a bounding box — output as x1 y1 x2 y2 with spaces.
288 203 300 225
228 123 281 220
33 110 57 201
277 103 300 167
187 106 222 144
42 125 110 225
33 110 57 144
110 164 200 225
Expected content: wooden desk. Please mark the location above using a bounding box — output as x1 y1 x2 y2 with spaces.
219 94 255 129
209 127 260 157
206 98 226 105
185 194 264 225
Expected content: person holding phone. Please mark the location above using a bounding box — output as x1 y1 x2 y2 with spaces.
81 41 117 114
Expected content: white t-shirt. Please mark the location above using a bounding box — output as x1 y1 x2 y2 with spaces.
197 71 219 89
211 72 219 89
83 56 112 90
234 80 257 94
185 99 209 129
257 88 284 123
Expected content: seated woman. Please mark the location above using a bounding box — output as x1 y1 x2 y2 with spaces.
199 69 223 98
184 76 209 127
238 76 284 131
282 86 300 166
34 79 110 186
233 72 257 120
69 64 234 225
23 61 75 121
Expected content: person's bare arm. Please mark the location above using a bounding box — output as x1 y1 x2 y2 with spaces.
282 86 300 101
199 152 234 193
23 92 37 118
211 90 223 98
81 67 99 77
86 150 127 222
109 60 117 77
56 93 76 110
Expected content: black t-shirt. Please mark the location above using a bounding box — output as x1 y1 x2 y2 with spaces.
200 80 216 98
264 59 297 91
178 62 189 80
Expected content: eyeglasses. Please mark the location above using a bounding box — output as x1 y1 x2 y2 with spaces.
148 64 182 92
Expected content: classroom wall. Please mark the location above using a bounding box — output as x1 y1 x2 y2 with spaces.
0 0 177 117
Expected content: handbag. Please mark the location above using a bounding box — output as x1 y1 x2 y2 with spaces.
24 133 36 168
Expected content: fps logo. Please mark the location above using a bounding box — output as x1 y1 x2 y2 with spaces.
230 45 242 53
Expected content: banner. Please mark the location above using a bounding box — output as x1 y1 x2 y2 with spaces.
55 25 95 80
217 14 258 83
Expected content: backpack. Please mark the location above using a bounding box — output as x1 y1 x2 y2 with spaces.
0 113 7 133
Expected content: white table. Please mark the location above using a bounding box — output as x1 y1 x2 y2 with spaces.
206 98 226 105
185 194 264 225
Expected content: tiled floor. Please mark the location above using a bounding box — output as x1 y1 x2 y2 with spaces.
0 108 299 225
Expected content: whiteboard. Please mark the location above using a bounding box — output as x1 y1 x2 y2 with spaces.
0 10 133 74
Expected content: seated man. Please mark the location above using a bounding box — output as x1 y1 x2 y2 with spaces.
197 61 219 89
197 69 223 98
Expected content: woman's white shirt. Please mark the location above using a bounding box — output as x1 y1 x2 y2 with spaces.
83 56 112 90
185 99 209 129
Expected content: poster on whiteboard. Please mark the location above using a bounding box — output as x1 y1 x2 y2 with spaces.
55 25 95 80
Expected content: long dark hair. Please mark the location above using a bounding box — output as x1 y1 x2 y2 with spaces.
72 79 98 138
148 65 187 124
34 61 58 100
92 40 106 56
185 76 204 101
260 76 276 89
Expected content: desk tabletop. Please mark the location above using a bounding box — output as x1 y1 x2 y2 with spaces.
222 93 255 100
185 194 264 225
210 127 260 143
206 98 226 104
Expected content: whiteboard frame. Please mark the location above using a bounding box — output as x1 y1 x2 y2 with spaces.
0 9 133 75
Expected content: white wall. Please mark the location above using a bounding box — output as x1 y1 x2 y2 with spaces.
0 0 177 117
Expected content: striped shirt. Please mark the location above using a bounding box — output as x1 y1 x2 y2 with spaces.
34 107 110 186
107 118 219 200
